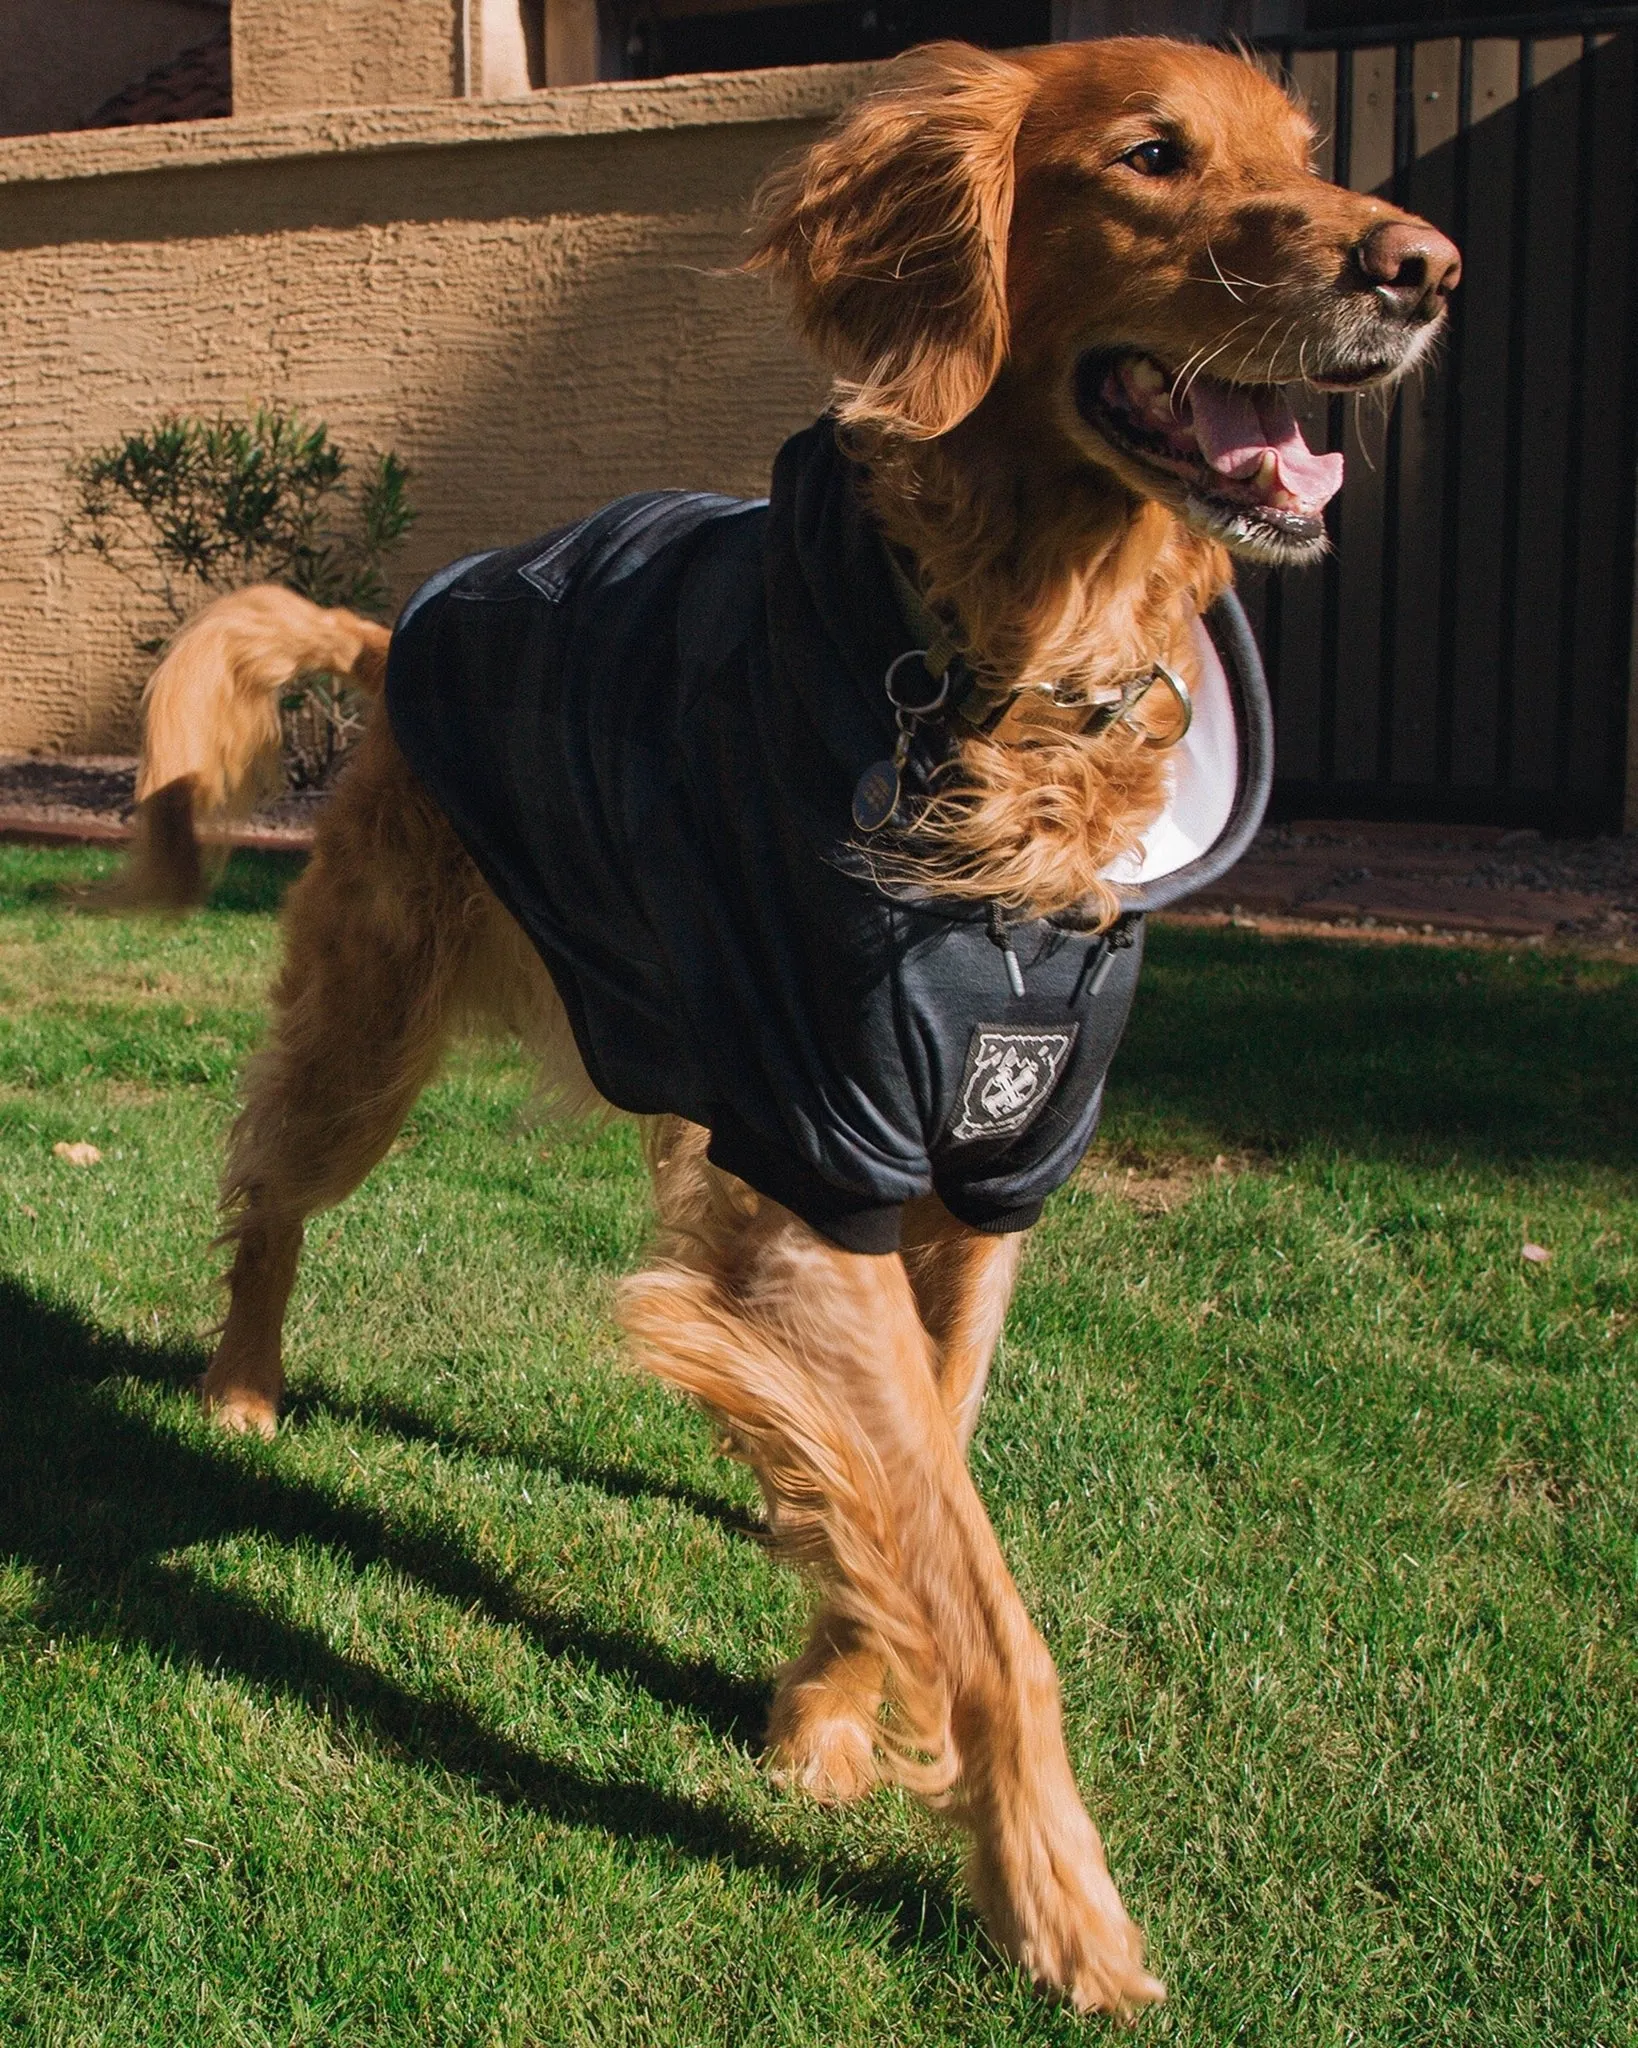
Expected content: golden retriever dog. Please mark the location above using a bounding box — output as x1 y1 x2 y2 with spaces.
115 38 1458 2015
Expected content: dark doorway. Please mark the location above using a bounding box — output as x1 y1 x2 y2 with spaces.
614 2 1052 79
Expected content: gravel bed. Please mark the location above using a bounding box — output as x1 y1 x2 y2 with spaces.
0 753 327 833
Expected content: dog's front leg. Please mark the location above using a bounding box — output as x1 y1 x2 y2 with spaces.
765 1205 1024 1803
620 1190 1163 2015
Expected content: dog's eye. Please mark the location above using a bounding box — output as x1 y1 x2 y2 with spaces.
1119 139 1183 178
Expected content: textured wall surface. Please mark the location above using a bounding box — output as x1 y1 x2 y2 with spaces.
0 0 229 137
0 68 864 751
232 0 465 113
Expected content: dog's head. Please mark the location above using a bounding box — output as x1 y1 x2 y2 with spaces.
751 37 1460 565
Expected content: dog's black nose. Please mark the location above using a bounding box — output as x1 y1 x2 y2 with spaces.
1356 220 1462 320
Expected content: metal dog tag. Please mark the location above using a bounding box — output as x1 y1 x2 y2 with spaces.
853 649 949 836
852 758 901 834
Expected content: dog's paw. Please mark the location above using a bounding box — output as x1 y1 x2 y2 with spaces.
198 1380 279 1440
766 1711 879 1805
967 1814 1164 2017
765 1682 880 1805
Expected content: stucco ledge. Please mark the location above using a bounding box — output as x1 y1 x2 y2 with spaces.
0 61 883 189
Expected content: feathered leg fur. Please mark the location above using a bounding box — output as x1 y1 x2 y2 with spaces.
764 1203 1023 1803
622 1134 1161 2014
199 710 591 1434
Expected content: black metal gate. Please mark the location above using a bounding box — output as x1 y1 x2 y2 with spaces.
1241 7 1638 831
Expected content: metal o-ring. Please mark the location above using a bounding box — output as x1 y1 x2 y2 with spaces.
883 648 951 718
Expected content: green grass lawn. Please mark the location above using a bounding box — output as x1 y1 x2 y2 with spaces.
1 842 1633 2047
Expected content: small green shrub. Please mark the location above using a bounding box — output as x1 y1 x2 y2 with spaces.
67 408 415 785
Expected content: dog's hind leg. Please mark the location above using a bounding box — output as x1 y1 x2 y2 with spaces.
200 723 484 1436
621 1187 1161 2014
765 1204 1024 1802
902 1200 1025 1449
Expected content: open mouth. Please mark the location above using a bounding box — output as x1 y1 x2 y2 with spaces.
1075 350 1350 557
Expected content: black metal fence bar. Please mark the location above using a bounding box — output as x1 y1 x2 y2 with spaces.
1432 37 1476 790
1552 37 1598 796
1493 33 1533 798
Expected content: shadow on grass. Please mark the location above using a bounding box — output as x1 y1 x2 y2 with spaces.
0 1277 960 1950
285 1383 762 1543
0 845 305 917
1114 926 1638 1170
198 849 308 915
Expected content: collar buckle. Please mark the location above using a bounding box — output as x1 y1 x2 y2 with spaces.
1082 662 1193 748
882 539 1191 745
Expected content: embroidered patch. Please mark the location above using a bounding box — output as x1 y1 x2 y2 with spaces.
947 1025 1078 1143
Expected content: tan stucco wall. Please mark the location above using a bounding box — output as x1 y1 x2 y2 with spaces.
0 66 870 752
0 0 228 137
234 0 549 111
232 0 465 114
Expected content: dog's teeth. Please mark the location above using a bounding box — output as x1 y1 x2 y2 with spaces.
1126 357 1168 394
1253 451 1279 492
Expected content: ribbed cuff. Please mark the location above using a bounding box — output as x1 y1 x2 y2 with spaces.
937 1196 1044 1238
705 1119 906 1255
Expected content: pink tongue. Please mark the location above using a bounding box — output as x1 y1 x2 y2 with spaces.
1183 378 1344 514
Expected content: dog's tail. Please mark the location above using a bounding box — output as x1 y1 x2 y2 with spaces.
114 585 391 909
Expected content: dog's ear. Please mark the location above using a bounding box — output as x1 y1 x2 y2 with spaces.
748 44 1036 440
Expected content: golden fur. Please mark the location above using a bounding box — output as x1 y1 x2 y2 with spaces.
110 586 391 908
108 38 1456 2015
